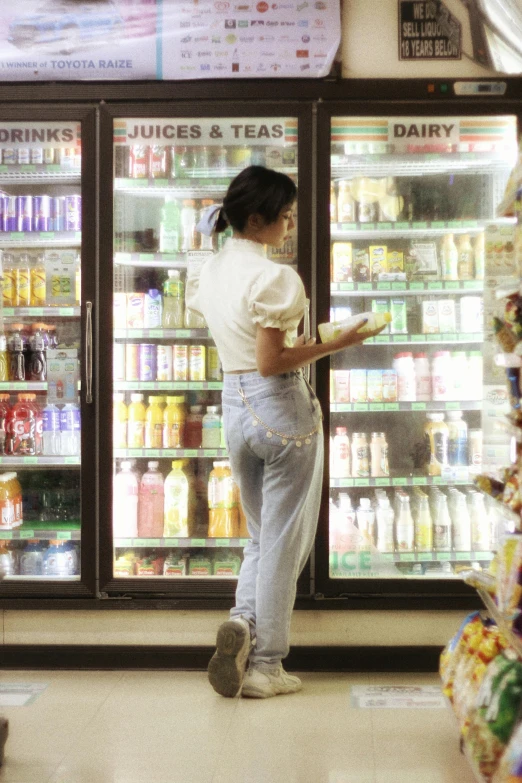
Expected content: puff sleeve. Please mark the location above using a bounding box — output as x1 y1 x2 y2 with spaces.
248 265 306 331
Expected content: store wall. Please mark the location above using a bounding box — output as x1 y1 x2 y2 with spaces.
342 0 497 78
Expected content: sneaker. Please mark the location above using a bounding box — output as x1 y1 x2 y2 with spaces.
241 664 302 699
208 617 252 698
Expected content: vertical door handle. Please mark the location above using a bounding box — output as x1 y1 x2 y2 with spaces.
85 301 93 404
304 298 311 383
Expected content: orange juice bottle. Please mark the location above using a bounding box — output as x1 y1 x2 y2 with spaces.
113 393 128 449
163 395 186 449
208 461 239 538
127 393 146 449
145 396 163 449
180 459 196 536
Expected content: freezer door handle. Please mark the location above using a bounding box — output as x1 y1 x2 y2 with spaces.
304 298 310 383
85 301 93 404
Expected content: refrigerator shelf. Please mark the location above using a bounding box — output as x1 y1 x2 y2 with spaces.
0 456 80 466
113 381 223 391
0 525 80 541
114 170 298 194
331 151 510 178
330 475 474 488
331 281 483 296
0 382 48 391
332 549 494 564
330 401 482 413
114 328 212 340
362 333 483 345
114 449 227 459
4 575 81 581
0 231 81 247
115 252 188 268
114 536 249 549
330 219 514 240
3 307 80 318
0 165 81 184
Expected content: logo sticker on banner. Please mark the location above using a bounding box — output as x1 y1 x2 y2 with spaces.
0 0 341 81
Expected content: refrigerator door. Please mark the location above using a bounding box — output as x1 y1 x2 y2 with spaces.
321 111 518 590
0 108 97 596
100 106 310 594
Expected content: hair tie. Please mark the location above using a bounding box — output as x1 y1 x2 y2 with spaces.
196 203 223 236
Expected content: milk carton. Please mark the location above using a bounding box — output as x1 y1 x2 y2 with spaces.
438 300 456 333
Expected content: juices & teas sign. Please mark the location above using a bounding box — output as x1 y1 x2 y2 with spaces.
113 119 298 147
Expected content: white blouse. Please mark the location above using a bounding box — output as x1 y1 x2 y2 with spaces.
186 237 306 372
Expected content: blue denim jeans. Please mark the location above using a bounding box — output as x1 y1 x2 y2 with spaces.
222 370 324 668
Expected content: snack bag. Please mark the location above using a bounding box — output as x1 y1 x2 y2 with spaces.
440 612 481 697
497 535 522 615
492 722 522 782
455 624 506 731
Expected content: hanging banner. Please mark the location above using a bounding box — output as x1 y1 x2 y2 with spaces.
399 0 462 61
0 0 340 81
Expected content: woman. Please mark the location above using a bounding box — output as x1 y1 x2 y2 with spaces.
187 166 383 699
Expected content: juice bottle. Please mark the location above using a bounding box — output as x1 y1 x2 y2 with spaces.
0 335 8 382
208 460 239 538
414 495 433 552
16 253 30 307
113 393 128 449
159 196 181 253
2 253 15 307
376 498 395 553
6 393 36 455
180 199 197 252
138 461 164 538
164 460 189 537
318 311 391 342
30 254 46 306
184 405 203 449
330 183 337 223
163 395 186 448
145 396 163 449
162 270 184 328
457 234 474 280
0 394 10 455
113 461 138 538
181 459 197 536
441 234 458 281
0 474 15 529
337 181 357 223
6 472 22 527
127 393 146 449
396 494 414 552
356 498 375 549
424 414 449 477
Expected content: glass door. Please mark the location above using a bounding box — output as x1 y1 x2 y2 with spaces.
322 112 518 588
0 109 96 594
100 108 308 592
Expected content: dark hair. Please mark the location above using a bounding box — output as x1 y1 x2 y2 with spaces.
215 165 297 234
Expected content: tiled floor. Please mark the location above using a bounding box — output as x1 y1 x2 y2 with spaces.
0 670 475 783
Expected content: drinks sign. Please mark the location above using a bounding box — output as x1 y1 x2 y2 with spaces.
399 0 462 60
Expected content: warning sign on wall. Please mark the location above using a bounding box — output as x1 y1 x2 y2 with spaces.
399 1 462 60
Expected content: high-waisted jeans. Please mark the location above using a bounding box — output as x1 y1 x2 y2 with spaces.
222 369 324 668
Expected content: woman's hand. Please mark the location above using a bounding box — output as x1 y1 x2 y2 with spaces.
329 319 387 351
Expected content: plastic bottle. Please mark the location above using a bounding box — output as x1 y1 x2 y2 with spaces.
60 403 80 456
0 335 8 383
333 492 357 552
452 492 472 551
424 414 449 476
0 394 10 455
202 405 221 449
441 234 459 281
113 393 128 449
370 432 389 477
143 289 162 328
145 396 163 450
7 325 25 381
431 351 451 401
163 395 186 449
474 231 484 280
351 432 369 478
164 460 189 537
446 411 468 467
127 393 146 449
396 494 414 552
28 324 46 381
16 253 30 307
198 198 216 252
30 254 46 306
208 460 239 538
376 498 395 553
331 427 350 478
6 393 36 455
433 494 452 551
413 353 431 401
20 540 45 576
457 234 474 280
113 461 138 538
393 352 416 401
467 353 483 401
337 180 357 223
184 405 204 449
180 199 197 252
42 403 61 456
449 351 467 401
469 491 490 551
356 497 375 548
138 461 164 538
415 495 433 552
162 270 184 328
318 311 391 343
159 195 181 253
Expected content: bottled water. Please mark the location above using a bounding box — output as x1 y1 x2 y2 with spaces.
42 404 61 456
60 403 80 456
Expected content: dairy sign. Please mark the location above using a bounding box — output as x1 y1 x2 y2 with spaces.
399 0 462 60
390 118 459 151
113 118 298 147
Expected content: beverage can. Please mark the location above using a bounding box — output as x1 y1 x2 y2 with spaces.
139 344 157 382
351 432 370 478
113 343 125 381
51 197 66 231
15 196 33 232
32 195 52 231
64 195 81 231
173 345 188 381
0 475 16 529
57 148 75 169
0 195 7 231
3 149 16 165
43 148 55 165
30 148 44 165
156 345 173 381
189 345 206 381
125 344 139 381
5 196 16 232
17 148 30 165
207 346 222 381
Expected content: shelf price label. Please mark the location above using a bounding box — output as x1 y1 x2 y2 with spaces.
239 539 251 547
418 552 432 561
377 282 391 290
400 553 415 561
412 402 426 410
340 282 354 291
354 404 368 411
445 282 459 290
354 478 370 486
428 282 441 290
374 335 388 344
164 539 179 547
412 477 427 485
375 478 390 486
116 539 133 547
409 282 424 291
411 335 426 342
445 402 460 410
358 283 372 291
139 539 160 547
391 282 406 290
396 222 410 231
216 539 230 547
0 531 12 539
57 531 72 540
19 530 34 539
456 552 471 561
436 552 451 561
392 477 407 486
190 539 206 548
386 403 399 411
393 335 408 343
370 404 384 411
338 479 354 487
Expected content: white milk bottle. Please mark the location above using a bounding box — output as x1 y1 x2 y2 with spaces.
396 494 414 552
413 353 431 401
393 352 416 401
331 427 350 478
469 491 490 551
113 461 138 538
452 492 471 551
376 498 395 553
356 498 375 548
414 495 433 552
433 494 452 551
